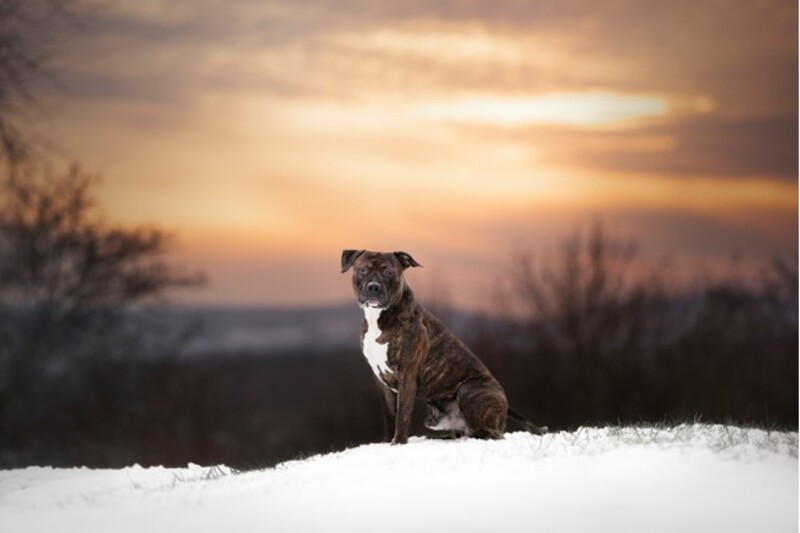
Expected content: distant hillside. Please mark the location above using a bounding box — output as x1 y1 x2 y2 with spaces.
135 303 484 357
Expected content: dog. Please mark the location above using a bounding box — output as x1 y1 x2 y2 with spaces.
342 249 547 444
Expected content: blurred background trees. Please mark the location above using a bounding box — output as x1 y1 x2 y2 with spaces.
473 225 798 430
0 163 203 464
0 0 209 465
0 0 78 161
2 212 792 469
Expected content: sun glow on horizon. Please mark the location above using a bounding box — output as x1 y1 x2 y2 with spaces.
416 92 671 128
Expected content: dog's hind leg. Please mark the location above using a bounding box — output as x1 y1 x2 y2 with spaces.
456 380 508 439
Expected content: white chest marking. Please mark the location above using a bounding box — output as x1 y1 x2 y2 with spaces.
362 307 394 386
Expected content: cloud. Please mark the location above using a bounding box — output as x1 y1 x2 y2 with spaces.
474 113 797 179
569 115 798 179
65 1 795 105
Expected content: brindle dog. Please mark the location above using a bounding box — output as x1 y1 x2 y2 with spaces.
342 249 547 444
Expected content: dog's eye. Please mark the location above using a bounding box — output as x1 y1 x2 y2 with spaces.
358 266 369 275
383 269 394 278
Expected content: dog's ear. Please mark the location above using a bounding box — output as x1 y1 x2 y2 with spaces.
394 251 422 270
341 249 365 273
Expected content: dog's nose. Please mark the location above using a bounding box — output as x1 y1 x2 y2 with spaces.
366 282 381 294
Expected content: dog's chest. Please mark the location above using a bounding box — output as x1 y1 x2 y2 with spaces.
361 308 396 390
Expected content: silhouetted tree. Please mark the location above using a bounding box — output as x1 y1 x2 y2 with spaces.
0 0 79 161
0 163 203 457
474 223 797 428
510 225 668 400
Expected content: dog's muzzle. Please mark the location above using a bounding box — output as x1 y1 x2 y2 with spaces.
360 281 388 308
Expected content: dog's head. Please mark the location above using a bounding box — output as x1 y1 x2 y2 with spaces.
341 250 421 309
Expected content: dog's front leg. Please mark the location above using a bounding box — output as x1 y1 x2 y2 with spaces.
392 327 428 445
392 371 418 445
375 377 397 442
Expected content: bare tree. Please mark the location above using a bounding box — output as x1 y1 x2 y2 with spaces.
480 223 680 419
0 166 201 307
510 224 667 358
0 163 203 448
473 222 797 428
0 0 78 162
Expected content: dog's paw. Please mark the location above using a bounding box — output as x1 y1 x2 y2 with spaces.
391 436 408 445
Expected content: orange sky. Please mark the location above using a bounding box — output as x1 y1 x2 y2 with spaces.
36 0 797 309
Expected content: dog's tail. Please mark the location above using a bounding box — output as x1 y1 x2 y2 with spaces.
507 406 548 435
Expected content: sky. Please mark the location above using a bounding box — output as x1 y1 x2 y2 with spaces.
33 0 798 310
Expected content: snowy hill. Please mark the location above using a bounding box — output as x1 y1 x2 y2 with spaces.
1 425 796 533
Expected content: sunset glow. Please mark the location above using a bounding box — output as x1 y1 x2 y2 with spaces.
417 92 670 127
38 0 797 309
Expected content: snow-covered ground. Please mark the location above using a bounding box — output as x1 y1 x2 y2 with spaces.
1 424 796 533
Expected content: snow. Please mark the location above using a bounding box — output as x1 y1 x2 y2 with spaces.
1 425 796 533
